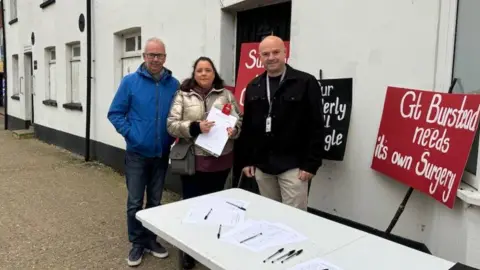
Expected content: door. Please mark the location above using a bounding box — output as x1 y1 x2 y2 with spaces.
122 56 143 77
235 1 292 78
24 52 34 127
233 2 292 191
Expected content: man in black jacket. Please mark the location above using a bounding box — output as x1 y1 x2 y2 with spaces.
239 35 324 210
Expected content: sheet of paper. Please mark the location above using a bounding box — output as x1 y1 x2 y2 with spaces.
195 107 238 157
286 258 344 270
220 220 307 252
182 196 248 227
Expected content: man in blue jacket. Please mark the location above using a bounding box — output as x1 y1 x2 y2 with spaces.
107 37 179 267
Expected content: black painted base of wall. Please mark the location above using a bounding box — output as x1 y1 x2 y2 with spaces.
7 115 30 130
20 122 480 269
34 123 182 194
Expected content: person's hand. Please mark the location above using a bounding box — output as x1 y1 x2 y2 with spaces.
298 170 314 181
243 166 255 178
199 120 215 133
227 127 236 138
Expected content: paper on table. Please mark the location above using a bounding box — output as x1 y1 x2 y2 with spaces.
182 196 247 227
195 107 238 157
286 258 344 270
220 220 307 252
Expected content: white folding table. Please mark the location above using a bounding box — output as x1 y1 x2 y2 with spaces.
136 188 456 270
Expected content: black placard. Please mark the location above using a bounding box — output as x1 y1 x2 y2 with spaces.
319 78 353 161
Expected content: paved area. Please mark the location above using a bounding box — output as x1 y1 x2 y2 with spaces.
0 114 206 269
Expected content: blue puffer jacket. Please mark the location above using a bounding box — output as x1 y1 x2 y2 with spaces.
107 63 180 158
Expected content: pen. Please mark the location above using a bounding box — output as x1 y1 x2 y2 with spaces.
281 249 303 263
272 249 295 263
240 232 262 244
226 201 246 211
204 208 213 220
217 224 222 239
263 248 284 263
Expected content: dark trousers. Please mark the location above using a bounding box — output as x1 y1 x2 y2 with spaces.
125 151 168 247
181 169 230 200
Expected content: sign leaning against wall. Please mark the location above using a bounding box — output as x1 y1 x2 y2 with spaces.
371 86 480 208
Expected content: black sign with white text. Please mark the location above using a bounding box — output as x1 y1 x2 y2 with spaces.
319 78 353 161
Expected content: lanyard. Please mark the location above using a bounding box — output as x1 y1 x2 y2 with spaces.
266 69 286 115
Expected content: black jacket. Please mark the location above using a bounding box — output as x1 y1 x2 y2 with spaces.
238 64 325 175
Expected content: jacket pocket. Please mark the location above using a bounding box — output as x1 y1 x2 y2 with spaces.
129 118 155 153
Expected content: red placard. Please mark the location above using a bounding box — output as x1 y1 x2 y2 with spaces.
371 87 480 208
234 42 290 112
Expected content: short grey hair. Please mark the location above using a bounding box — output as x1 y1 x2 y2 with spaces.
143 37 166 53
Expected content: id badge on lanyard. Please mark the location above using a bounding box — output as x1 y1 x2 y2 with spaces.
265 70 286 133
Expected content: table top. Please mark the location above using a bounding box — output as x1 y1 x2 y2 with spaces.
136 188 455 270
321 234 455 270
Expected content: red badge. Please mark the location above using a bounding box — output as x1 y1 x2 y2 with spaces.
222 103 232 115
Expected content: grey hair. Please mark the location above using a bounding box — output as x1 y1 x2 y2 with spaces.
143 37 166 53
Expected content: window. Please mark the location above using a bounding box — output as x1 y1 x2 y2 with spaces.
122 32 143 77
45 47 56 100
10 0 17 21
452 0 480 187
70 44 81 103
12 54 19 95
65 42 82 108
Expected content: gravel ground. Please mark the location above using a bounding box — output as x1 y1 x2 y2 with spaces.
0 115 207 269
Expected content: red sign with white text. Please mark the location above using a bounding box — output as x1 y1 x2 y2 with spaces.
234 42 290 111
371 87 480 208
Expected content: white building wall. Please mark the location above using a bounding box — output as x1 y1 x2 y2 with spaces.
92 0 235 149
4 0 86 135
4 0 480 267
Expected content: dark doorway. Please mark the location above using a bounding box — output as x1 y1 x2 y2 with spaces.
233 1 292 192
235 1 292 78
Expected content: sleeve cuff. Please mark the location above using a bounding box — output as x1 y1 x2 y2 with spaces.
189 121 202 137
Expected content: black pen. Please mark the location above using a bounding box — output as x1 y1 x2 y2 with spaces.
272 249 295 263
263 248 284 263
281 249 303 263
217 224 222 239
204 208 213 220
240 232 262 244
226 201 246 211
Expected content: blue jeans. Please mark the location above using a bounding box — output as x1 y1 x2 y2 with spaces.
125 151 168 247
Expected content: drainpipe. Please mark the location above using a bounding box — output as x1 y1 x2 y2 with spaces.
1 0 8 130
85 0 92 161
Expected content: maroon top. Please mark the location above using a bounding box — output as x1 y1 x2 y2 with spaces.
195 150 234 172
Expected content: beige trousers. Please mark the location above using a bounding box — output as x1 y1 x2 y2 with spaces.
255 168 309 211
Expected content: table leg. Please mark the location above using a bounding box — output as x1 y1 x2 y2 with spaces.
177 248 184 270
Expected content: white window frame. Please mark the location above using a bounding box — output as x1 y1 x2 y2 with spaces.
70 44 81 103
123 32 142 58
121 32 142 76
451 0 480 190
10 0 17 21
46 47 56 100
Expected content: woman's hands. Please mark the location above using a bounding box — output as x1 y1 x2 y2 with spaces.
198 120 236 138
199 120 215 133
227 127 236 138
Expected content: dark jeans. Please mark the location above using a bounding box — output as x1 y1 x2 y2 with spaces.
181 169 230 200
125 151 168 247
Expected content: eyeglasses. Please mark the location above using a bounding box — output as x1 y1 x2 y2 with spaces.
144 53 166 59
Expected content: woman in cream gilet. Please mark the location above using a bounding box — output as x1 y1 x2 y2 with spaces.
166 56 242 269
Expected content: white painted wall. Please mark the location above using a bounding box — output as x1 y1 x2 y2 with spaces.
4 0 480 267
291 0 478 267
4 0 86 135
92 0 235 149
